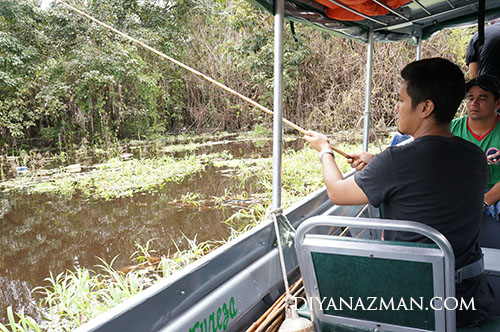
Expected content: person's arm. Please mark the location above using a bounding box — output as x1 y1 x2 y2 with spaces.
484 152 500 207
468 62 479 79
485 182 500 207
304 131 369 205
465 34 478 79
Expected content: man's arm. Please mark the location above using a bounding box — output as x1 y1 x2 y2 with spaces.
304 131 369 205
465 33 478 79
485 182 500 207
468 62 479 79
484 152 500 207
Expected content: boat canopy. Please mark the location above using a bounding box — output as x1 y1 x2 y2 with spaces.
246 0 500 43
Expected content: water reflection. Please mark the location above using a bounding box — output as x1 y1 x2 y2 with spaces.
0 171 242 322
0 137 303 324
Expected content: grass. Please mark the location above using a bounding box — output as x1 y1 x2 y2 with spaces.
0 131 262 182
0 152 232 200
0 238 212 332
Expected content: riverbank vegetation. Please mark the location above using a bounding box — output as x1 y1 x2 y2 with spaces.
2 0 473 155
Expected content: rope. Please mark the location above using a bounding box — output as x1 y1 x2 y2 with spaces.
270 208 291 300
248 203 371 331
54 0 350 159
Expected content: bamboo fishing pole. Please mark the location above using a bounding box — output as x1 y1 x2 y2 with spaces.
55 0 350 159
247 203 370 332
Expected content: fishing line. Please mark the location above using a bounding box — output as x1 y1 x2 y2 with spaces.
55 0 350 159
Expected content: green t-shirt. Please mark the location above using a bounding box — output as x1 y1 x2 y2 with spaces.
451 115 500 188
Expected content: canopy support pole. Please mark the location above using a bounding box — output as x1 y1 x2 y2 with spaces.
478 0 485 46
362 30 374 152
272 0 284 209
416 37 422 60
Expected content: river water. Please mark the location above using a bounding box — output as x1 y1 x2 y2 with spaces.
0 136 303 325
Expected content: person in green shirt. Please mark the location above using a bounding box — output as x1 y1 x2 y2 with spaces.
451 75 500 226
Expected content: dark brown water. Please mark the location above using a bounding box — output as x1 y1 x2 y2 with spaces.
0 137 303 324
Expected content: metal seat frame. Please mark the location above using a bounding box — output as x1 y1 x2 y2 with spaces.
295 215 456 332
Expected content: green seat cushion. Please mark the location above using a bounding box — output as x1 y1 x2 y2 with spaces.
311 249 435 330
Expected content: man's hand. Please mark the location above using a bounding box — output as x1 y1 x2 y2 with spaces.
348 152 375 171
484 183 500 210
304 130 331 152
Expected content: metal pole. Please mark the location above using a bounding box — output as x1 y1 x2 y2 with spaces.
272 0 284 209
416 37 423 60
362 30 374 152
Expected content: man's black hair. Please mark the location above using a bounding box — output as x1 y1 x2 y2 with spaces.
401 57 465 124
466 75 500 100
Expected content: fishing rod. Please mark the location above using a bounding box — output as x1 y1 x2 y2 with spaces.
247 204 370 332
55 0 350 159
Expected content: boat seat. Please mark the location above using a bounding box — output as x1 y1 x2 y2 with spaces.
295 216 500 332
295 215 457 331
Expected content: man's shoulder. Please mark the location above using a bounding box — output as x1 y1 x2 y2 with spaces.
452 135 481 150
487 21 500 34
493 115 500 131
451 115 467 125
450 116 467 134
451 136 488 164
416 135 483 156
479 115 500 140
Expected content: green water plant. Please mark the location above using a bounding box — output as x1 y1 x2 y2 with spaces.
0 307 41 332
73 156 207 200
0 238 213 332
220 139 390 231
251 124 271 137
0 155 210 200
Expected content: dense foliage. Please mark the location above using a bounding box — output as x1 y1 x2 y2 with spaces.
1 0 474 152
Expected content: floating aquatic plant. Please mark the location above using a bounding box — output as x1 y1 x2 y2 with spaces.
0 154 226 200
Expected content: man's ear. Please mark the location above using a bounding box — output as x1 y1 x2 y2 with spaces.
419 99 435 118
495 98 500 111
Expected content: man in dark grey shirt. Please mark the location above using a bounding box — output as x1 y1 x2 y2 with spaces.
466 19 500 80
305 57 495 327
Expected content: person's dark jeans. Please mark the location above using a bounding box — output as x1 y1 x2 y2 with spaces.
480 214 500 249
